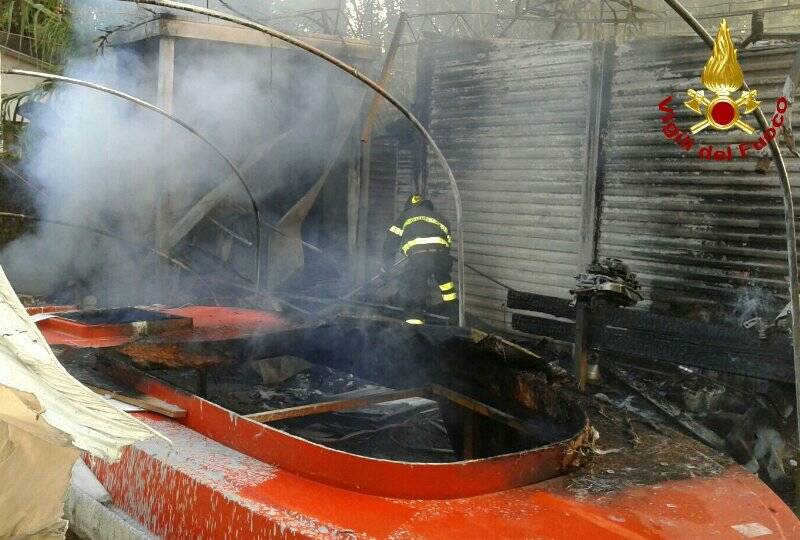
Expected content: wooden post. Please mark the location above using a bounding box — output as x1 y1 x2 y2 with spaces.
355 143 372 283
577 41 611 271
347 144 360 259
573 300 591 391
462 408 476 460
354 13 407 282
573 41 612 389
155 36 175 280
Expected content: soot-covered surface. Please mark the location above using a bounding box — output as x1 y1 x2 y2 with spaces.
136 357 457 463
58 307 188 325
236 320 590 462
54 337 742 495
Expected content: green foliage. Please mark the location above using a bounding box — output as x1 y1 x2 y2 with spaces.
0 0 72 66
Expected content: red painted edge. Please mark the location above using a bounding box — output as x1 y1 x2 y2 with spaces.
125 370 589 499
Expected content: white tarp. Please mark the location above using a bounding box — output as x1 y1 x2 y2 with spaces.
0 265 162 537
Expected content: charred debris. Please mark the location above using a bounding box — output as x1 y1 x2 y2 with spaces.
2 0 800 517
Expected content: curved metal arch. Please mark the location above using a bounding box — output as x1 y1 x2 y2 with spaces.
3 69 265 291
120 0 467 326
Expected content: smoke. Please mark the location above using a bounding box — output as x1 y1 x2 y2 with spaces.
1 0 362 305
728 284 781 328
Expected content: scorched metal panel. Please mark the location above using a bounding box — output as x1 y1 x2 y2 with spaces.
423 40 595 327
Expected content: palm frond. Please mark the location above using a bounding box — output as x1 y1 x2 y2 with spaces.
1 0 71 67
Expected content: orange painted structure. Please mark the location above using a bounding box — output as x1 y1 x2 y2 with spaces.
36 305 800 538
35 305 289 347
88 418 800 539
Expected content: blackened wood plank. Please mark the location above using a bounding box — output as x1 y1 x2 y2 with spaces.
506 290 575 320
511 313 575 341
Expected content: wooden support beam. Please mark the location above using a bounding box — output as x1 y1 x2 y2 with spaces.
165 131 293 251
461 408 477 460
573 300 591 391
86 384 187 419
354 13 407 282
511 313 575 342
574 41 613 389
155 36 175 280
429 384 531 434
106 17 381 62
578 40 612 271
244 387 427 423
266 98 362 289
506 290 575 320
359 13 408 145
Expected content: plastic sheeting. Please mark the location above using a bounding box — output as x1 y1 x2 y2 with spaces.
0 265 161 537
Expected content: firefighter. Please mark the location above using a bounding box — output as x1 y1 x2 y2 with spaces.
382 194 457 325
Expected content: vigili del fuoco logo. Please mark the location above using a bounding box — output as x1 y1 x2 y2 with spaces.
659 19 787 161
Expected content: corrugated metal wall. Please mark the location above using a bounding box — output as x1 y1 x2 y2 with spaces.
598 38 800 321
423 40 596 326
365 137 399 276
394 145 417 216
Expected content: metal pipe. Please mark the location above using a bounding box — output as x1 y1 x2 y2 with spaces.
119 0 467 326
661 0 800 508
0 211 220 305
2 68 264 292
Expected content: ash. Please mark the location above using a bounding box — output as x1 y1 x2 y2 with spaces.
158 360 457 463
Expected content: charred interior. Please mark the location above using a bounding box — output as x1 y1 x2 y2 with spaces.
59 314 588 464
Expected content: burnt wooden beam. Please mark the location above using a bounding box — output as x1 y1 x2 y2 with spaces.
462 408 477 460
507 290 575 320
429 384 532 434
574 39 613 390
511 313 575 342
573 301 592 391
606 364 725 452
599 328 794 383
244 387 427 423
508 289 795 383
600 305 778 350
86 384 187 419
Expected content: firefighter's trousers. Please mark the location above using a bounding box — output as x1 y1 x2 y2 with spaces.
397 250 457 324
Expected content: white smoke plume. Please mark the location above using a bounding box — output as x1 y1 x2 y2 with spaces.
2 0 364 306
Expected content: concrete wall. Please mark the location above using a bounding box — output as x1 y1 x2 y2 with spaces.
0 48 48 98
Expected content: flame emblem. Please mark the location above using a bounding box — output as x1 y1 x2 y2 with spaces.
684 20 760 134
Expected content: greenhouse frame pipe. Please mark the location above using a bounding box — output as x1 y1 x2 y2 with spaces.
3 68 263 292
0 211 220 305
122 0 466 326
661 0 800 505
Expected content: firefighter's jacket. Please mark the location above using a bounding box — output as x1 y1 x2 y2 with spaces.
383 201 453 263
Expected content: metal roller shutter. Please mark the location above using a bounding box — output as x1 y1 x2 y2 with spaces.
423 40 596 327
365 137 399 277
598 38 800 322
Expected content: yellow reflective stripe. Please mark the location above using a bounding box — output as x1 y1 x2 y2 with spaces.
389 225 403 236
439 281 455 292
405 318 424 325
402 215 450 236
442 293 457 302
402 237 450 254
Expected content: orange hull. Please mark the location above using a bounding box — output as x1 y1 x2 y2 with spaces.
35 305 799 538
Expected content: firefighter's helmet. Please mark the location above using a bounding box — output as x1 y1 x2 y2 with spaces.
405 193 425 210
